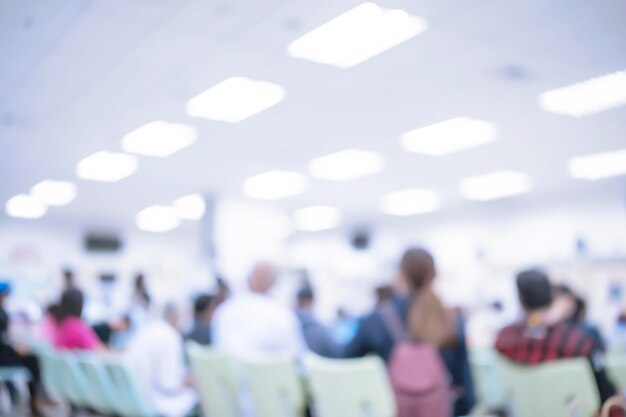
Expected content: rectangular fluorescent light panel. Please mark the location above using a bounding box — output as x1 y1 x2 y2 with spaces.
287 2 428 68
173 194 206 220
309 149 386 181
569 148 626 180
5 194 48 219
136 205 181 233
122 121 197 158
381 188 440 216
30 180 77 206
460 170 531 201
243 170 306 200
186 77 286 123
402 117 497 156
539 70 626 117
293 205 341 232
76 151 138 183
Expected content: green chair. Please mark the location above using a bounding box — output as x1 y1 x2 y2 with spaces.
78 355 121 416
469 348 505 409
106 359 158 417
497 357 600 417
187 343 241 417
35 347 63 400
607 352 626 389
58 352 91 408
303 354 396 417
240 355 306 417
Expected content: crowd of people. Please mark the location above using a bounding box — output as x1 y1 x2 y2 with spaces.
0 247 624 417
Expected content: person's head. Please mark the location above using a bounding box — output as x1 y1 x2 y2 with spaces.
60 288 85 321
399 247 436 291
110 315 132 332
62 268 75 289
248 262 276 295
134 273 145 289
0 281 11 304
375 285 395 303
46 303 63 323
516 269 553 312
193 294 215 323
296 287 315 310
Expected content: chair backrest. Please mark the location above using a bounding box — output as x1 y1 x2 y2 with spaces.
187 343 241 417
497 357 600 417
78 355 120 415
106 360 157 417
303 355 396 417
469 348 505 408
58 352 90 407
606 352 626 389
35 348 63 399
240 355 306 417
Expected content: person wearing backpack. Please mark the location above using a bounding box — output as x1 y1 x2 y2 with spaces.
342 248 475 417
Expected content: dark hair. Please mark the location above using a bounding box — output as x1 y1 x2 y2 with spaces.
572 297 586 322
516 269 553 310
63 268 75 289
134 273 151 306
297 287 314 304
400 247 436 290
46 303 63 323
375 285 394 302
193 294 215 317
60 289 85 321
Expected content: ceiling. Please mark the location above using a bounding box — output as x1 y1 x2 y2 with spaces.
1 0 625 234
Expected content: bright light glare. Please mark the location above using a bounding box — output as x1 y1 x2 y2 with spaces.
539 70 626 117
136 205 181 233
309 149 386 181
186 77 286 123
460 170 531 201
568 148 626 180
5 194 48 219
30 180 77 206
122 121 197 158
402 117 497 156
173 194 206 220
76 151 138 183
287 2 428 68
293 205 341 231
380 188 440 216
243 170 306 200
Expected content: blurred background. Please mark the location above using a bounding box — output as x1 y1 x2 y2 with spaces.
1 0 626 349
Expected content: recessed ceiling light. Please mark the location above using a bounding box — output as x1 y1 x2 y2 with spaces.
309 149 386 181
402 117 497 156
287 2 428 68
293 205 341 231
460 170 531 201
173 194 206 220
76 151 138 183
5 194 48 219
243 170 306 200
539 70 626 117
136 205 181 233
568 148 626 180
380 188 440 216
30 180 77 207
186 77 286 123
121 121 197 158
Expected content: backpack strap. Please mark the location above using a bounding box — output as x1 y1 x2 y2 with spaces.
378 300 408 343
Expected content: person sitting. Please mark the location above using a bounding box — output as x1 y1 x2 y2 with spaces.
342 248 475 416
295 287 339 357
54 289 101 351
126 303 197 417
186 294 215 346
91 315 131 348
495 269 619 407
212 262 306 356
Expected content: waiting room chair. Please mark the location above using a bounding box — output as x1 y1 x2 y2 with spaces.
240 355 306 417
469 348 505 409
303 354 396 417
607 352 626 389
58 352 91 409
106 360 158 417
497 356 600 417
187 342 241 417
78 354 121 416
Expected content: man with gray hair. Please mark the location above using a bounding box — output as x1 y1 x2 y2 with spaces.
212 262 307 355
125 302 197 417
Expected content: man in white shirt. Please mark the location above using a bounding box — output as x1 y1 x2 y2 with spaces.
212 262 306 356
125 303 197 417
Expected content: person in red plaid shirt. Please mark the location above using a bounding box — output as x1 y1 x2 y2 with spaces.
496 269 621 410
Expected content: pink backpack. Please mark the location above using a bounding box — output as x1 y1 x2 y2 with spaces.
379 302 453 417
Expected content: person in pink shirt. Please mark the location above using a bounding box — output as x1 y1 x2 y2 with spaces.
54 289 101 351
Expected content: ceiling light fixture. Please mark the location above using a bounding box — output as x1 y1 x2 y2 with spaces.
30 180 77 207
380 188 440 216
243 170 306 200
309 149 386 181
5 194 48 219
293 205 341 231
76 151 138 183
122 121 198 158
173 194 206 220
568 148 626 180
460 170 531 201
136 205 181 233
